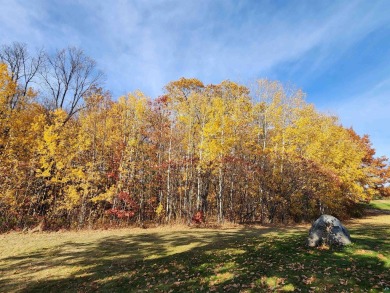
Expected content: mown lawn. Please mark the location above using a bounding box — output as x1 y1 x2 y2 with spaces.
0 201 389 292
368 199 390 211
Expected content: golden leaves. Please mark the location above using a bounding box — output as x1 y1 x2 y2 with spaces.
1 75 388 229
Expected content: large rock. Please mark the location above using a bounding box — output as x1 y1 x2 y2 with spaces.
307 215 351 247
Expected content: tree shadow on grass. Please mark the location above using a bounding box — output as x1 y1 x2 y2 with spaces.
1 219 389 293
0 228 266 292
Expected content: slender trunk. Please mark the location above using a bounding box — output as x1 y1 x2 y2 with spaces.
229 179 234 222
196 117 205 211
78 190 87 228
196 171 201 210
218 164 224 224
166 124 173 221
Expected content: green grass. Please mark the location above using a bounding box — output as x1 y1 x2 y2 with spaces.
369 199 390 211
0 214 389 292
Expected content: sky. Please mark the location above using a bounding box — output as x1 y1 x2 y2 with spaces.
0 0 389 158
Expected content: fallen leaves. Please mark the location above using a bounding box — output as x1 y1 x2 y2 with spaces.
301 275 316 285
339 278 348 285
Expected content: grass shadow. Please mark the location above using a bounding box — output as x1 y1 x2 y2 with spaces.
0 217 388 292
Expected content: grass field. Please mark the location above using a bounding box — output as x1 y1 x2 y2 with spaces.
368 199 390 211
0 200 389 292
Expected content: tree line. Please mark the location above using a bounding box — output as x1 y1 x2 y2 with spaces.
1 42 389 231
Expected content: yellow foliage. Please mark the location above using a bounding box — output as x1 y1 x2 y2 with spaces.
0 63 16 100
91 186 116 203
155 203 164 217
1 75 388 230
64 185 81 208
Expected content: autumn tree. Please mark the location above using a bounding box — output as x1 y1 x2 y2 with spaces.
1 67 389 231
0 62 45 230
347 129 390 199
165 78 206 221
0 42 44 109
40 47 103 124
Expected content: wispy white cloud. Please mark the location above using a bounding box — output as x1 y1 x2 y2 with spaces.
1 0 388 96
81 0 387 96
0 0 44 43
0 0 389 157
325 78 390 157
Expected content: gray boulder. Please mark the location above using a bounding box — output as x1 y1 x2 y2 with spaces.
307 215 351 247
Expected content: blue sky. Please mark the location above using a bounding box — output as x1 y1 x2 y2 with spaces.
1 0 389 158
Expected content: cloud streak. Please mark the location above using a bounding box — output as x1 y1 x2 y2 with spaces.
326 78 390 158
0 0 389 157
1 0 388 95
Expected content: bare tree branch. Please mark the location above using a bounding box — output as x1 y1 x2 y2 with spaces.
0 42 44 109
40 47 104 123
